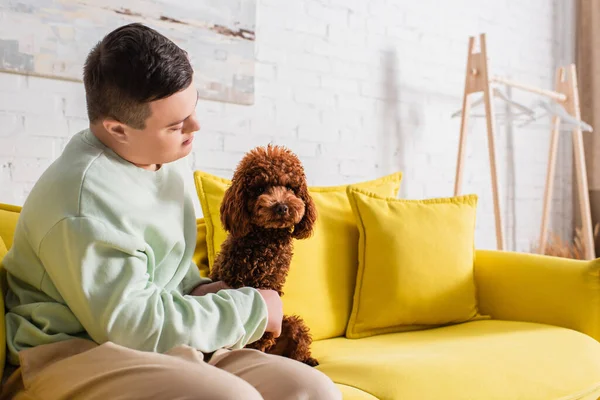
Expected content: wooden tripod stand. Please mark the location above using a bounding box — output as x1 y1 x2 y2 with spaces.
454 33 595 259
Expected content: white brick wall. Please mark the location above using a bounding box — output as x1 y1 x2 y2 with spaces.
0 0 577 252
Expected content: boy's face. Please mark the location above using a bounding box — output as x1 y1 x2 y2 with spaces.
104 82 201 170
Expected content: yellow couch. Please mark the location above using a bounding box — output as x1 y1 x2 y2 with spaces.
2 201 600 399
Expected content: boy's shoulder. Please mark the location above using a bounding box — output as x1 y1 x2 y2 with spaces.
15 130 104 239
17 129 191 248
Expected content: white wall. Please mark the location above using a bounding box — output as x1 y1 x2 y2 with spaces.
0 0 576 252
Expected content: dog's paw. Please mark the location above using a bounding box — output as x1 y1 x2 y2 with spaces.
304 357 319 367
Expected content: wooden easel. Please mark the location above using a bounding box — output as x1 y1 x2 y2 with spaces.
454 33 596 259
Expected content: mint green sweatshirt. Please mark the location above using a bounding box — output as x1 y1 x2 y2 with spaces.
2 129 268 366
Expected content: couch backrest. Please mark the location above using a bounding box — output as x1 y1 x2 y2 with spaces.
0 203 209 379
0 237 6 379
0 203 211 277
194 171 405 341
0 204 18 380
0 204 21 251
0 204 21 300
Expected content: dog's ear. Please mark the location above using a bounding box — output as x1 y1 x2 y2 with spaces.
220 180 252 238
292 182 317 240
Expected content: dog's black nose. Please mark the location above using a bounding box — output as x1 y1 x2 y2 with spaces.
275 203 289 215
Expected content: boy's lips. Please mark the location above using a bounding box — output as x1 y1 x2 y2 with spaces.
182 136 194 146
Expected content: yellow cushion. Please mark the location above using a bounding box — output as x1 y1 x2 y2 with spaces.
193 170 403 340
314 320 600 400
0 237 7 379
193 219 210 278
0 205 22 380
0 203 211 279
0 203 21 249
346 188 482 339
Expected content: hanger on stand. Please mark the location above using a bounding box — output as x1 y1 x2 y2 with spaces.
454 85 593 132
453 33 595 259
517 99 594 132
451 87 536 121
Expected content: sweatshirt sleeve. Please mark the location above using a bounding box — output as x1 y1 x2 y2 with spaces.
38 216 268 354
180 260 211 295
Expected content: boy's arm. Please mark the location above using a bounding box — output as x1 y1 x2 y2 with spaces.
38 216 268 354
180 259 212 295
180 259 230 296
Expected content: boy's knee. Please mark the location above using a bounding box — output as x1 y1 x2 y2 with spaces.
282 365 342 400
304 370 342 400
166 368 263 400
201 382 262 400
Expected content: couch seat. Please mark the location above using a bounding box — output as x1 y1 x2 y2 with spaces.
314 320 600 400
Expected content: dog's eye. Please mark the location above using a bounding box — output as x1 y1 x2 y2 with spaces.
286 185 294 192
256 187 265 194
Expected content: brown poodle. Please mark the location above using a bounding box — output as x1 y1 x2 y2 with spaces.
209 144 319 366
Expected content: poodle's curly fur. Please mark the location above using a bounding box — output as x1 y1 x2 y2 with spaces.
209 144 319 366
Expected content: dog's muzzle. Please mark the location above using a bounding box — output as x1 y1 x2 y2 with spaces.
274 203 289 216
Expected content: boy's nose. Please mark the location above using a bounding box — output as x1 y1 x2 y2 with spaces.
183 115 201 133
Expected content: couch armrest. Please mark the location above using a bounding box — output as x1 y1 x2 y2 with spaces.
474 249 600 341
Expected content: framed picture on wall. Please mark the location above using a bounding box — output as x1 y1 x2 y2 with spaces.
0 0 257 105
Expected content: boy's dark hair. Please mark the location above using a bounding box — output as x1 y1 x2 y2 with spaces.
83 23 193 129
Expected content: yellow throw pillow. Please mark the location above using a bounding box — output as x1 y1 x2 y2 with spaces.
193 219 210 279
0 203 21 250
0 201 212 280
346 187 484 339
0 235 7 292
0 237 7 378
194 170 403 340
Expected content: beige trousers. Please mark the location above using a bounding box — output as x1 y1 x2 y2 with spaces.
0 339 341 400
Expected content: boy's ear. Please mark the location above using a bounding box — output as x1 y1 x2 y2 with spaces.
102 119 128 144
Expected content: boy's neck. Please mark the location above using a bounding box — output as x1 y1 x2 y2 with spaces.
137 163 162 171
89 124 161 171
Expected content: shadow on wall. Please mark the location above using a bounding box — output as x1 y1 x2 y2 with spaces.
380 49 408 198
552 0 575 243
502 86 517 251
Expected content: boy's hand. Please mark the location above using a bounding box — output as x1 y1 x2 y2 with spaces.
191 285 282 337
190 281 230 296
258 289 283 338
